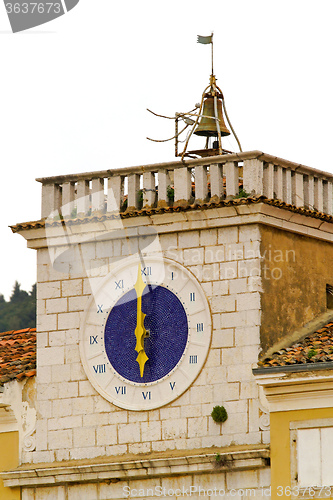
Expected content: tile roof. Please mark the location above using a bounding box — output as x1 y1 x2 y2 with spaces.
10 196 333 233
258 322 333 368
0 328 36 385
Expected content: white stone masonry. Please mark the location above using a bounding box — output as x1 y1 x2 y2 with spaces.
29 220 266 466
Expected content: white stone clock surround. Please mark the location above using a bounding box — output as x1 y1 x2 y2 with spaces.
80 256 212 411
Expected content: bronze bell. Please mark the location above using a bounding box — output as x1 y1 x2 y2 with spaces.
194 96 230 137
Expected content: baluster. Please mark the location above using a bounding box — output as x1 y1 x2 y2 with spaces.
195 164 208 203
224 161 238 198
209 163 223 200
263 163 274 199
142 171 156 208
283 170 292 204
314 178 323 212
107 175 123 212
41 183 62 218
274 166 283 200
91 178 105 213
292 172 304 208
62 182 75 218
323 180 333 215
174 166 191 205
328 181 333 215
304 175 314 210
77 179 90 216
243 159 264 196
127 173 140 210
157 169 171 207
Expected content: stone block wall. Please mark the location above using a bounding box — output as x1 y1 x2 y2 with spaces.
24 217 267 465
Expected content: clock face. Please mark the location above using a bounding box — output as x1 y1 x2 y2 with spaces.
80 256 211 410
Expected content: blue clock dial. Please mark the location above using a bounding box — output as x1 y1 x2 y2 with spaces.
104 285 188 383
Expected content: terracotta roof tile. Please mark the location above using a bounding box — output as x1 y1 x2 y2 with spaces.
259 322 333 368
0 328 36 385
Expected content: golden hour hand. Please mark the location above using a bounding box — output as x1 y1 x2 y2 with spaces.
134 264 149 377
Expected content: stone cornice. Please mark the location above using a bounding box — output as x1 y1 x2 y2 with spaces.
0 445 270 488
12 201 333 250
255 372 333 412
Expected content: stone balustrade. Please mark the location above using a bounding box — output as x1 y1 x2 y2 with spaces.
37 150 333 219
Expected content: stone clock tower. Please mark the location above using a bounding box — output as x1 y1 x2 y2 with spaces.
4 148 333 499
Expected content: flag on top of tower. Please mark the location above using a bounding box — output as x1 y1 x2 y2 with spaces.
197 34 213 44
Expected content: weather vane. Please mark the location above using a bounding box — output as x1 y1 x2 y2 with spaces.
147 33 242 160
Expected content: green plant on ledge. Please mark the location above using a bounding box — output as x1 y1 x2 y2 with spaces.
167 185 174 202
137 189 144 204
214 452 231 469
211 405 228 423
71 207 78 219
234 188 251 199
307 348 317 359
121 197 128 211
215 453 227 465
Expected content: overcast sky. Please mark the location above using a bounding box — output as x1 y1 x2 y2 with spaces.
0 0 332 300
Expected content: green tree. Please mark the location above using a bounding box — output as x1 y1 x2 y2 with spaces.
0 282 36 332
10 281 29 303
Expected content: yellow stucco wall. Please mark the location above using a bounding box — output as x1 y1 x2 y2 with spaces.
260 226 333 352
0 431 20 500
270 408 333 500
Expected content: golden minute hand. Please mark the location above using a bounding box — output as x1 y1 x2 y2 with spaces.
134 264 148 377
